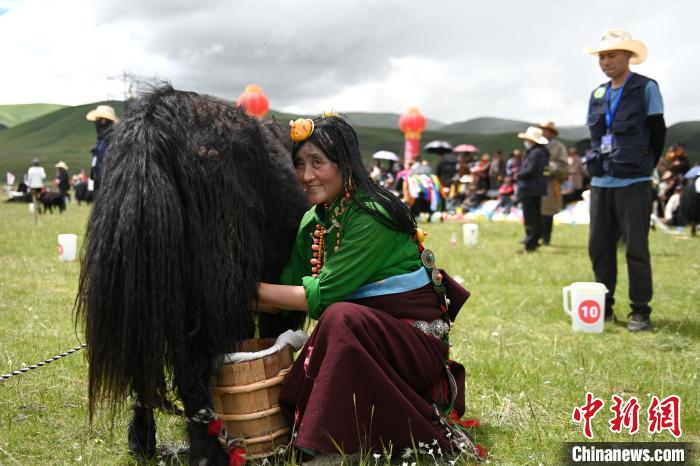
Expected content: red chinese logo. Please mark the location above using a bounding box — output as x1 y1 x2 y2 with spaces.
572 392 605 439
573 393 683 438
648 395 682 438
609 395 640 434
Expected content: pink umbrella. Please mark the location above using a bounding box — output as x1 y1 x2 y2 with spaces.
454 144 480 153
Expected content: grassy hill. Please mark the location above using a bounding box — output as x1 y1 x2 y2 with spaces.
0 103 66 128
1 100 698 181
0 101 123 177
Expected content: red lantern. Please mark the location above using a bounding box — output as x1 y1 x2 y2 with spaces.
236 84 269 119
398 107 427 166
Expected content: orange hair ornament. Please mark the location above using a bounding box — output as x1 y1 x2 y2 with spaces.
289 118 314 142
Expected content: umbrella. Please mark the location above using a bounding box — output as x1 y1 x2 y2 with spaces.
454 144 480 153
684 166 700 179
372 150 400 162
424 140 453 154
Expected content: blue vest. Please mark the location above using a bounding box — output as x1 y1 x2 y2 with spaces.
587 73 654 178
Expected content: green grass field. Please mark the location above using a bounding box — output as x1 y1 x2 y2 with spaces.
0 202 697 465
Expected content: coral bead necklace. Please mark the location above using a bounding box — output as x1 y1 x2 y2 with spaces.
310 196 349 277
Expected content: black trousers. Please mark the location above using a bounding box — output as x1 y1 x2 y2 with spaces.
541 215 553 244
521 196 542 251
588 182 653 315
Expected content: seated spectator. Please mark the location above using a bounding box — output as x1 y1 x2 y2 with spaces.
663 184 684 226
497 176 516 212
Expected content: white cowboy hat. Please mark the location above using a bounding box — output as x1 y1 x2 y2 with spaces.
86 105 119 122
55 161 68 170
584 29 647 65
518 126 549 145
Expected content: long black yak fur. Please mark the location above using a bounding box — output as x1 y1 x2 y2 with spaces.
75 85 309 464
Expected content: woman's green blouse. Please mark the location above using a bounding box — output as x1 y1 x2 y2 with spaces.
280 198 421 320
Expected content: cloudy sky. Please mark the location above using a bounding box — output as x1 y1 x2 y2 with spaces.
1 0 698 126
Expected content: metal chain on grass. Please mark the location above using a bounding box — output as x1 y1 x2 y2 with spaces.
0 343 86 383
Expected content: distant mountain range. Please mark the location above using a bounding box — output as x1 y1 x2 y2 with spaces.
0 101 697 178
438 117 590 141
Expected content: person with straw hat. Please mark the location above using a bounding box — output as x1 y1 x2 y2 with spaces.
515 126 550 253
538 121 569 246
54 161 71 202
86 104 119 192
583 29 666 331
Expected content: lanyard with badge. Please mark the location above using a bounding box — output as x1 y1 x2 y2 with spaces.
600 73 632 154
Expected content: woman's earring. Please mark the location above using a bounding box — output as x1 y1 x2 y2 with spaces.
344 179 353 201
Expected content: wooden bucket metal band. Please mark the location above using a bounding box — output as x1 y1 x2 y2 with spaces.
216 406 282 421
211 367 290 395
242 426 291 445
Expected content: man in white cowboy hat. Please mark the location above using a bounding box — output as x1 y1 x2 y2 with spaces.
515 126 550 253
583 29 666 331
54 161 71 201
537 121 569 246
86 104 119 192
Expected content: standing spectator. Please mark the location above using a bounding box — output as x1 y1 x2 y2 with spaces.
488 150 506 191
583 29 666 331
54 161 71 202
86 105 119 192
436 150 458 195
567 147 587 199
515 127 550 253
538 121 569 245
26 158 46 195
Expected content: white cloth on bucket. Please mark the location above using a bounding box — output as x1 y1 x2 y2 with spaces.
220 329 309 364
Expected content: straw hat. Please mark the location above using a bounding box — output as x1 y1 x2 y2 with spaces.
584 29 647 65
517 126 549 145
55 161 68 170
86 105 119 122
538 121 558 136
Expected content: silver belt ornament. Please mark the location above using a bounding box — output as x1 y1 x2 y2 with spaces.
416 248 451 337
420 248 451 309
412 319 450 339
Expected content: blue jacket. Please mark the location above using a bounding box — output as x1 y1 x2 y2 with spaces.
586 72 655 178
516 144 549 197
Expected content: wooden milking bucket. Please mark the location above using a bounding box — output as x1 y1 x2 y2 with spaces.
211 338 294 458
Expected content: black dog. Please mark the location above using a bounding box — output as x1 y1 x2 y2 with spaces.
75 85 309 465
39 191 66 214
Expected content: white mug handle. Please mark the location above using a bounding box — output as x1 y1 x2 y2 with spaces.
563 286 572 317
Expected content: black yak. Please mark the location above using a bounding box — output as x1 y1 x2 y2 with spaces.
75 85 309 464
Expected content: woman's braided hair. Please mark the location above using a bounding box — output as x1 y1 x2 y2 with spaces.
292 115 416 235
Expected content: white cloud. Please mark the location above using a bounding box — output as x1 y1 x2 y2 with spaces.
1 0 698 125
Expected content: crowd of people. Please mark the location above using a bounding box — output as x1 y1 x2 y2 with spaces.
366 131 698 239
5 104 118 208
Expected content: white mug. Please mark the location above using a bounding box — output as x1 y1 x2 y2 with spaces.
58 234 78 261
463 223 478 246
563 282 608 333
